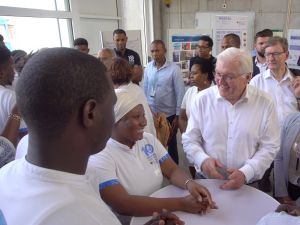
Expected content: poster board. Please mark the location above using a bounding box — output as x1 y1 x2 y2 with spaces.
100 30 143 64
195 11 255 56
287 29 300 70
168 29 212 83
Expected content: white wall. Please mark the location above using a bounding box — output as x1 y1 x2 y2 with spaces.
157 0 300 47
72 0 120 56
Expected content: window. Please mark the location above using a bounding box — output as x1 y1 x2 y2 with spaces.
0 0 74 52
0 0 69 11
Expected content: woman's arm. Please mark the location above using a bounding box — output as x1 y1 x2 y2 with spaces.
100 183 207 216
1 105 21 147
160 157 216 209
178 109 188 133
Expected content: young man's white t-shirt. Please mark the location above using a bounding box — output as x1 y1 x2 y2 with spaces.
0 158 121 225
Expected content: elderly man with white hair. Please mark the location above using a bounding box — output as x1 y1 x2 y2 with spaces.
182 47 280 190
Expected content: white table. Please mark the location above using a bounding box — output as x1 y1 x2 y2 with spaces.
131 179 279 225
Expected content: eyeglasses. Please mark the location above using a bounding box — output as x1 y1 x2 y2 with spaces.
196 45 210 50
264 52 285 58
215 73 243 82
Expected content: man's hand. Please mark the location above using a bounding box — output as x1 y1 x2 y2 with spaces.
291 76 300 98
170 116 179 134
201 158 226 179
144 209 184 225
220 168 246 190
277 196 295 205
186 180 217 210
276 204 300 216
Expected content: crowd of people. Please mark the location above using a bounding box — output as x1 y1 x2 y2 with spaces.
0 28 300 225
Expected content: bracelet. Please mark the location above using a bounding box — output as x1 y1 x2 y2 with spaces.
184 178 193 190
9 113 21 122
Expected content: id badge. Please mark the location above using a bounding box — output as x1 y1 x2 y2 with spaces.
150 87 156 97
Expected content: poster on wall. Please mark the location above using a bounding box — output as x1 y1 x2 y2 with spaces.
168 29 212 84
287 29 300 70
214 15 248 55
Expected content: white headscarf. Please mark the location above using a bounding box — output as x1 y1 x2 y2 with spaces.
114 89 142 123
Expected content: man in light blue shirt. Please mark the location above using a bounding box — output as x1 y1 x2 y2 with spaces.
144 40 185 164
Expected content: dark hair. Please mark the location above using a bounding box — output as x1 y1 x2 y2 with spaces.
16 48 110 137
255 29 273 42
74 38 88 47
113 29 127 36
0 45 11 65
191 57 214 82
0 34 3 43
11 50 27 64
223 33 241 47
150 40 166 50
199 35 213 48
110 57 132 85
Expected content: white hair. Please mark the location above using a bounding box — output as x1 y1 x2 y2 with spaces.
217 47 253 75
98 48 116 57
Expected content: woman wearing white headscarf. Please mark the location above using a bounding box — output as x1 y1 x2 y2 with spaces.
87 90 216 224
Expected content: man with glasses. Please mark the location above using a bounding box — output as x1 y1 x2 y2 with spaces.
250 37 300 125
250 37 300 193
252 29 273 77
189 35 216 71
182 47 280 190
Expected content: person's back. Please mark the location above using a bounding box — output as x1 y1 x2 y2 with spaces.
0 48 121 225
0 159 118 225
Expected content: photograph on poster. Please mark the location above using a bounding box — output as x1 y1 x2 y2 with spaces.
191 42 198 50
287 29 300 70
169 31 211 84
181 60 189 70
182 42 191 50
173 42 181 50
173 51 180 62
180 50 193 61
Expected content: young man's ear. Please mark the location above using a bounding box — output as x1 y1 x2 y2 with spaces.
82 99 97 128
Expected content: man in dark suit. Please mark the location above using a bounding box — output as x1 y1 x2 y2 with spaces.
252 29 273 78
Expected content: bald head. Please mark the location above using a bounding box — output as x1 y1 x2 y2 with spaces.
221 34 241 51
98 48 116 69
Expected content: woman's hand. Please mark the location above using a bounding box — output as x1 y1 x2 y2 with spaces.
186 180 217 210
179 194 212 214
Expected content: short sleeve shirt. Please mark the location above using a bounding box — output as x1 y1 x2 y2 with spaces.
87 132 170 196
114 48 141 66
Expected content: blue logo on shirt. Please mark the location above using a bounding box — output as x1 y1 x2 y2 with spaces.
143 144 154 156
